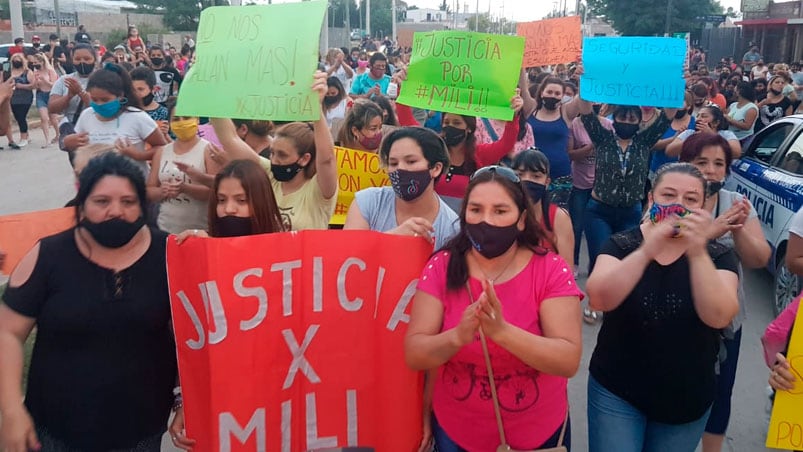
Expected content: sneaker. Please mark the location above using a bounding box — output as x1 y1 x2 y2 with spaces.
18 139 28 147
8 142 20 150
583 307 601 324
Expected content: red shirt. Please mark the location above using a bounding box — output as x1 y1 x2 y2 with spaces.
8 46 24 57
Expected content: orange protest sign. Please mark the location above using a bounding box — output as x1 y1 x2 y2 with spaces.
517 16 582 67
167 230 429 451
331 146 390 225
0 207 75 273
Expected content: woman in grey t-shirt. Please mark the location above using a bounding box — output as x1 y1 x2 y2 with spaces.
344 127 459 250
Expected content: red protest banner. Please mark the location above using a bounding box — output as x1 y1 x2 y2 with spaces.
517 16 582 67
167 230 430 451
0 207 76 273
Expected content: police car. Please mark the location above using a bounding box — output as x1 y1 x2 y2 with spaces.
726 115 803 315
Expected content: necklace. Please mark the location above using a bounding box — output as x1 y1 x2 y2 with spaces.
472 247 518 283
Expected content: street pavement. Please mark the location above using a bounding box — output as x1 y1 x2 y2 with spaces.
0 134 788 451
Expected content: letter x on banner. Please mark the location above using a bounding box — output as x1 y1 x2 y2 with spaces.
167 230 431 451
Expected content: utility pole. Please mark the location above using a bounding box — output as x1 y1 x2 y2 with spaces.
665 0 673 36
475 0 479 31
345 0 351 38
9 0 23 42
54 0 61 37
366 0 371 38
391 0 396 42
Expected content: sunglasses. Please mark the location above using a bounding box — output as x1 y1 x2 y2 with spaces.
471 165 521 183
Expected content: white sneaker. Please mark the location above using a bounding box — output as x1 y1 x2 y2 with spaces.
18 139 28 147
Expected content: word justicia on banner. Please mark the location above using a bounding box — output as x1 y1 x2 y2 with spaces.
167 230 430 451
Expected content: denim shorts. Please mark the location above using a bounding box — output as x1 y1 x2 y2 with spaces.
36 91 50 109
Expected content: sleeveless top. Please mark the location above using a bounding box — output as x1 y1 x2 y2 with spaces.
157 139 209 234
528 113 571 178
727 102 758 139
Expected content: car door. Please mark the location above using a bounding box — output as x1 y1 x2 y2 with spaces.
729 119 799 248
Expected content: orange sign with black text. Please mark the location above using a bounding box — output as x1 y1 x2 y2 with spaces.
167 230 429 451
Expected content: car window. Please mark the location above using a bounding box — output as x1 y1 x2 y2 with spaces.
0 47 8 59
775 130 803 175
745 123 794 164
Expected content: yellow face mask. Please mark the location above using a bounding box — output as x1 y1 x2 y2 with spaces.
171 119 198 141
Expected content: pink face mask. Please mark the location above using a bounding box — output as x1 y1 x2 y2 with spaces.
358 60 369 69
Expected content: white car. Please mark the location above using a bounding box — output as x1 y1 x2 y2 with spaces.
725 115 803 314
0 43 34 65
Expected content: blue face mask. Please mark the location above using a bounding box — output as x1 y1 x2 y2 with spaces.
90 99 122 118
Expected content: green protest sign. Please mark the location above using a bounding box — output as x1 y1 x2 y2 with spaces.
176 2 326 121
397 31 524 121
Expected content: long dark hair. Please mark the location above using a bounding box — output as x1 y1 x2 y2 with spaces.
87 63 142 110
441 169 550 290
441 113 478 173
208 160 285 236
511 148 554 231
535 76 564 110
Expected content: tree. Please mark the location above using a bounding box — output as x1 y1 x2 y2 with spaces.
359 0 408 38
466 13 491 32
328 0 360 29
587 0 723 36
130 0 229 31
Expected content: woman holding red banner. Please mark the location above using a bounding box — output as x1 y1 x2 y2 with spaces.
209 71 338 231
173 159 286 244
343 126 459 250
0 152 177 452
405 166 583 451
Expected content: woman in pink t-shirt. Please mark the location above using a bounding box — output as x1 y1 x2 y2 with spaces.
405 166 583 451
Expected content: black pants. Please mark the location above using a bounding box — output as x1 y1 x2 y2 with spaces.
11 102 31 133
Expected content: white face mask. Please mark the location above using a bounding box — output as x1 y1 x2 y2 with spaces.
562 95 573 104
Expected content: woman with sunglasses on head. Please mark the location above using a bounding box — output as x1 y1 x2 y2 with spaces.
585 162 739 452
210 71 337 231
676 133 770 452
344 127 459 250
63 63 167 176
405 165 582 451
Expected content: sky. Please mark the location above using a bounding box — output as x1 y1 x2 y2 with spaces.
267 0 746 23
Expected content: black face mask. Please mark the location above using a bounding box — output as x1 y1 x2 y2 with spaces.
323 95 339 106
674 109 688 119
271 160 304 182
523 181 547 203
150 57 164 67
141 92 154 106
541 97 560 110
592 104 602 115
442 126 467 147
215 216 253 237
613 122 639 140
75 62 94 76
11 61 22 68
32 42 40 48
706 180 724 198
80 217 146 248
466 221 520 259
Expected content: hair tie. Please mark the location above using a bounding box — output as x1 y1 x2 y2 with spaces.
103 63 121 74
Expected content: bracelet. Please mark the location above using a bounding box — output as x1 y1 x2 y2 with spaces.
172 394 183 412
173 385 182 396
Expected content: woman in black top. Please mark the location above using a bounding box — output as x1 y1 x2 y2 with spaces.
756 74 794 132
585 163 739 452
0 153 177 451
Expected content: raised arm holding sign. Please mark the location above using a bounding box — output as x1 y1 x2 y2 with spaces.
176 2 327 121
579 37 687 108
396 31 525 121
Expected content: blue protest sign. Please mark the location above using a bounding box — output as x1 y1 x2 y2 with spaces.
579 37 687 107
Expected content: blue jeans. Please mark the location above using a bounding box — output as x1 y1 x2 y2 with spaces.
568 187 592 269
587 376 711 452
584 198 643 273
433 413 572 451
